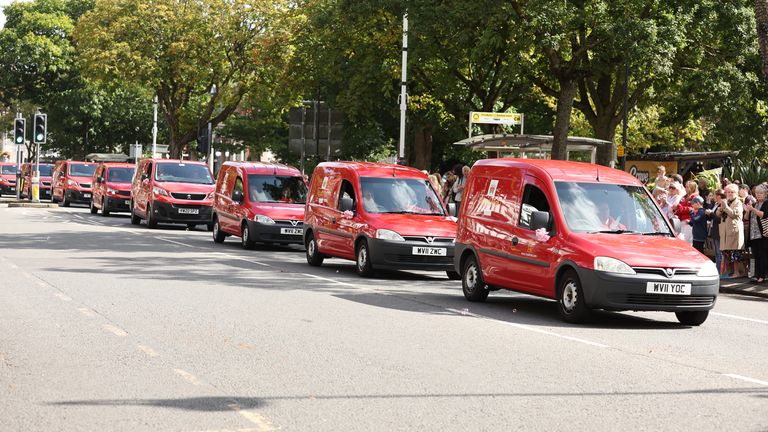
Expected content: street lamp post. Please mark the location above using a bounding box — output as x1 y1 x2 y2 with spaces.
208 84 217 173
152 95 158 158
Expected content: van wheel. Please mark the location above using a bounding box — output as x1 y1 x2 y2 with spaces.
89 199 97 214
101 198 110 216
557 270 591 323
675 310 709 326
130 201 141 225
241 223 255 250
446 270 461 280
355 240 375 277
212 217 225 244
305 232 324 266
61 194 70 207
462 255 489 302
146 202 158 229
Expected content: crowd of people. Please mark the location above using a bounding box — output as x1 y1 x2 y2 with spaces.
651 165 768 283
427 164 471 209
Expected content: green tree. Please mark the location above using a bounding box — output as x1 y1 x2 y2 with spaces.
75 0 292 159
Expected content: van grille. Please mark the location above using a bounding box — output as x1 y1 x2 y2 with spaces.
633 268 699 277
116 190 131 197
610 294 715 307
171 192 207 200
80 183 92 189
402 236 455 245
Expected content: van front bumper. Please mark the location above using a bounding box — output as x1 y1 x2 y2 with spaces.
66 189 92 204
152 201 212 224
245 220 304 244
368 238 455 271
104 196 131 212
0 184 16 195
575 267 719 312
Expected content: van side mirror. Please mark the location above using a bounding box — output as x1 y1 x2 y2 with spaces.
232 190 244 203
448 203 457 217
340 196 355 213
530 211 551 231
97 176 104 184
141 173 149 181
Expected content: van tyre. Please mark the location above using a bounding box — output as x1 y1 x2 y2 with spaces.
130 201 141 225
675 310 709 326
146 202 158 229
212 217 225 244
61 194 70 207
356 240 375 277
101 198 110 217
89 199 97 214
462 255 489 302
241 223 255 250
557 270 591 323
305 232 324 266
446 270 461 280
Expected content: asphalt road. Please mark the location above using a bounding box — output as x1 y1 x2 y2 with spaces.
1 205 767 432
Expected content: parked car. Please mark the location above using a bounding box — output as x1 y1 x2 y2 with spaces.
51 160 97 206
304 162 459 278
212 161 307 249
130 159 215 229
454 158 720 325
0 162 17 197
90 163 136 216
20 163 54 201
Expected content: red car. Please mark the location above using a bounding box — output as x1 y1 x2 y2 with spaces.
130 159 215 229
52 160 97 206
211 162 308 248
303 162 459 278
20 163 54 201
0 162 17 197
454 159 719 325
90 163 136 216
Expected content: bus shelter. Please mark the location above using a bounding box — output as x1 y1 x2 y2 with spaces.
453 134 611 163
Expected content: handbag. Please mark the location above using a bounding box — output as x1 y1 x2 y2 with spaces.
759 217 768 238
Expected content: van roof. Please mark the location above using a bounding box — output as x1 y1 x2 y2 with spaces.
317 161 427 179
473 158 642 185
145 159 208 165
222 161 301 176
102 163 136 170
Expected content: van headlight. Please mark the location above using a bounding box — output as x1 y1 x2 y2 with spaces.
153 186 169 197
594 257 636 275
253 214 275 224
67 179 79 187
697 260 719 277
376 229 404 241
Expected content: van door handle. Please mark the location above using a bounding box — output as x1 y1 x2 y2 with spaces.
511 236 519 246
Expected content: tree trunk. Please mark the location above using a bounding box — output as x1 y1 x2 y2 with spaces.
413 124 433 171
756 0 768 79
592 114 620 166
551 79 577 161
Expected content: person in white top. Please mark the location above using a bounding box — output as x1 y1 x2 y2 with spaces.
653 165 669 193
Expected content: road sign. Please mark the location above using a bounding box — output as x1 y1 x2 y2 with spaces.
617 145 625 158
469 111 523 126
288 106 343 158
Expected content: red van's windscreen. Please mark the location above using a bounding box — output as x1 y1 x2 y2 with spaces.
555 182 672 235
155 163 213 184
107 167 135 183
360 177 445 215
69 163 96 177
1 166 16 175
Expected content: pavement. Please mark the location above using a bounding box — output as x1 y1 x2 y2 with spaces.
720 277 768 298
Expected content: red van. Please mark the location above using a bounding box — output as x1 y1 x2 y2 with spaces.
51 160 97 206
304 162 459 278
130 159 215 229
211 162 307 248
0 162 17 197
20 163 55 201
454 159 719 325
90 163 135 216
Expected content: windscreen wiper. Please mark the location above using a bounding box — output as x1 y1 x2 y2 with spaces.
591 229 639 234
642 232 673 236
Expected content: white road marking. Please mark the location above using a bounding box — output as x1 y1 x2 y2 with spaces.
227 402 275 431
136 344 159 357
723 373 768 386
77 307 96 318
158 237 200 248
53 292 72 302
174 369 204 386
103 324 128 337
445 308 611 348
302 273 359 288
712 312 768 325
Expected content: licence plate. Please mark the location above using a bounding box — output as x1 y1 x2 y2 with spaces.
412 247 447 256
280 228 303 235
124 200 131 205
645 282 691 296
10 187 15 191
83 193 91 198
178 208 199 214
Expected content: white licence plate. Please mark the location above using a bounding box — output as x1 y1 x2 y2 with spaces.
645 282 691 296
280 228 303 235
83 193 91 198
178 208 199 214
412 247 447 256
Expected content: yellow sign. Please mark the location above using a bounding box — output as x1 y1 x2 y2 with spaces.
469 111 522 126
617 145 625 157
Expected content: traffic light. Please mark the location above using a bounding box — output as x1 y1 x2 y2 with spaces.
14 118 25 145
33 113 47 144
197 124 210 155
